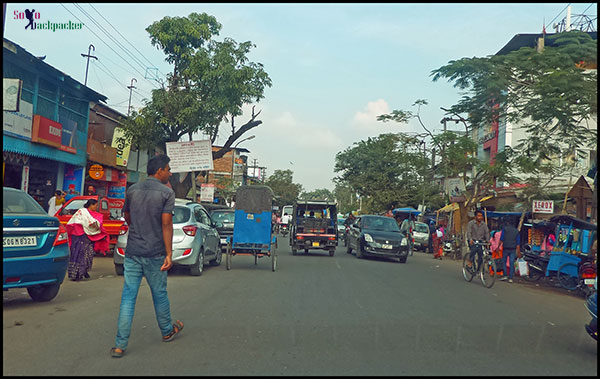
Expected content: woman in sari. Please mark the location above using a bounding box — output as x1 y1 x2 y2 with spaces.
66 199 109 281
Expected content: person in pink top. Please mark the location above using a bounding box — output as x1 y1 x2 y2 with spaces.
65 199 109 280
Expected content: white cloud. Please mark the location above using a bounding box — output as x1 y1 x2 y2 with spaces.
352 99 391 131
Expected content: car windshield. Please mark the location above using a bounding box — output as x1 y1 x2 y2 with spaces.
59 199 88 215
173 206 191 224
211 211 235 224
3 189 46 214
414 223 429 233
362 217 400 232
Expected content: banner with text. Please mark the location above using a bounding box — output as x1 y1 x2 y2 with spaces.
166 140 214 173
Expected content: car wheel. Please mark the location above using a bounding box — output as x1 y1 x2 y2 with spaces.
190 248 204 276
292 248 297 256
115 263 124 275
356 243 363 259
27 282 61 302
329 249 335 257
398 256 407 263
210 249 222 266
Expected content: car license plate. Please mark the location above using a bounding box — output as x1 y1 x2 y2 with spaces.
312 242 320 247
584 279 596 285
3 236 37 247
382 244 393 249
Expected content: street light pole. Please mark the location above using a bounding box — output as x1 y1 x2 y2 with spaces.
231 135 255 186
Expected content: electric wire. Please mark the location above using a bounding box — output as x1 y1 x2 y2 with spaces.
548 3 572 28
70 3 159 90
87 3 168 81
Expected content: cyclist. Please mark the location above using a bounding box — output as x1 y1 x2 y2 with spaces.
466 209 490 271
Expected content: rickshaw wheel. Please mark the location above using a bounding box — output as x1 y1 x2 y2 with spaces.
255 253 258 265
272 250 277 272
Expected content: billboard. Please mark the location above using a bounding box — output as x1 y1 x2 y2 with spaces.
166 140 214 173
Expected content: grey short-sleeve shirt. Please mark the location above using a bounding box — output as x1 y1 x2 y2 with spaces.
123 177 175 257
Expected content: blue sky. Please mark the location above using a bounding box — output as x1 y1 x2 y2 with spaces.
4 3 596 191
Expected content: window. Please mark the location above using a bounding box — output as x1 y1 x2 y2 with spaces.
38 78 57 101
195 206 211 226
173 206 191 224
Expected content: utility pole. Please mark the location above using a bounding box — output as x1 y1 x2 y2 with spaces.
127 78 137 116
81 44 97 86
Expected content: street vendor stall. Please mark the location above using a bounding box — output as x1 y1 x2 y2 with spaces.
545 214 596 277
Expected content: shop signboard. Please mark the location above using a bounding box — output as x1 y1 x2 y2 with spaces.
21 165 29 192
3 78 22 112
59 119 77 154
532 200 554 214
87 138 117 166
200 183 215 203
31 115 62 149
89 164 104 180
108 171 127 199
166 140 214 173
3 100 33 141
111 127 132 167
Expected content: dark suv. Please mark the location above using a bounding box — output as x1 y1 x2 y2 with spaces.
209 207 234 253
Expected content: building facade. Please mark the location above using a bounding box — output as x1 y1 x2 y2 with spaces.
3 38 106 210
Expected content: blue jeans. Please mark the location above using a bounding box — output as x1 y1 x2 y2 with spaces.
115 255 173 350
504 248 516 279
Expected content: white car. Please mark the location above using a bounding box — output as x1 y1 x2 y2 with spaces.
114 199 222 276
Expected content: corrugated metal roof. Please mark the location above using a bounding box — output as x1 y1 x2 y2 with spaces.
3 135 86 166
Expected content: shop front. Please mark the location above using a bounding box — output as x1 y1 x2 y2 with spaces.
86 138 128 218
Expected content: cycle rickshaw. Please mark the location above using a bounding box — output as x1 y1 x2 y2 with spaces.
225 185 277 271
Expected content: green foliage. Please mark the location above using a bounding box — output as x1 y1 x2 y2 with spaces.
121 12 272 153
334 133 439 213
264 169 304 207
431 30 597 163
300 188 335 202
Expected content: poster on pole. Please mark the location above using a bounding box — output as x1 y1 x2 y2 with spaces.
532 200 554 214
200 183 215 203
446 177 466 202
166 140 214 173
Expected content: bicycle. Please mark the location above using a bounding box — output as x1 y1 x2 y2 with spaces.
556 255 597 296
462 240 497 288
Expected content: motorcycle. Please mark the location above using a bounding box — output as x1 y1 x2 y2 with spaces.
280 222 289 236
584 277 597 341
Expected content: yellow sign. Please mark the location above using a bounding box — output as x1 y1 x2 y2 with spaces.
111 128 132 167
89 164 104 180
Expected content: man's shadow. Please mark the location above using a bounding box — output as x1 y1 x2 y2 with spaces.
25 9 36 30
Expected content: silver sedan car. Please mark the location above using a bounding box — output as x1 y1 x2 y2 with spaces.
114 199 222 276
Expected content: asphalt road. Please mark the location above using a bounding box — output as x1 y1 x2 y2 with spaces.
3 236 597 375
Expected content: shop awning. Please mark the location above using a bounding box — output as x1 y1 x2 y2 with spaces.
437 203 459 213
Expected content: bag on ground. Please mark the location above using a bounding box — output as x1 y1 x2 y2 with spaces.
517 258 529 277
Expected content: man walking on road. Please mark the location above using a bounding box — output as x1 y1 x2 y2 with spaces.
499 217 521 283
111 154 183 358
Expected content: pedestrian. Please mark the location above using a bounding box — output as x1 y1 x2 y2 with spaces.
499 217 521 283
111 154 183 358
428 220 436 253
466 209 490 271
86 184 96 196
433 222 445 259
65 199 109 281
47 190 64 216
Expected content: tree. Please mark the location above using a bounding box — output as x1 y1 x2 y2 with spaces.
430 30 597 228
333 133 435 214
430 30 597 166
123 13 272 197
299 188 335 202
263 169 304 207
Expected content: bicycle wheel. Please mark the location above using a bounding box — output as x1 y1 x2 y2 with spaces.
480 257 497 288
522 259 544 282
557 263 579 290
462 253 475 282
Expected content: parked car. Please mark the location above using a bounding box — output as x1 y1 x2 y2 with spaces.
346 214 409 263
113 199 221 276
3 187 69 301
411 221 430 251
55 195 126 250
208 207 235 253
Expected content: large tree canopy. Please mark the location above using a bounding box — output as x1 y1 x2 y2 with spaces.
430 30 597 163
123 12 272 197
264 169 304 208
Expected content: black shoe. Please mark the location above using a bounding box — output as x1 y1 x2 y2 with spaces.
83 273 90 279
